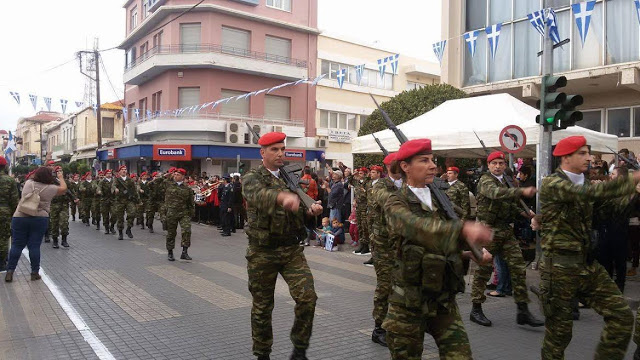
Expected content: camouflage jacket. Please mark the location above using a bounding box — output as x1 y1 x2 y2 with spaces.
164 181 195 216
445 180 471 220
0 172 19 213
155 177 170 203
138 180 151 201
370 176 401 249
476 173 523 227
540 168 637 259
111 176 139 202
68 181 80 199
242 165 307 247
79 180 95 199
52 180 72 204
353 177 369 211
99 179 115 200
366 178 378 213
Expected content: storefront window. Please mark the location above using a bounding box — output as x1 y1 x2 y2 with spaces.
579 110 602 132
607 108 631 138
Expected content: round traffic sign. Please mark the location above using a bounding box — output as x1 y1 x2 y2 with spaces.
499 125 527 154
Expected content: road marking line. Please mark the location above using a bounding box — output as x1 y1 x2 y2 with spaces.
22 249 115 360
304 254 376 278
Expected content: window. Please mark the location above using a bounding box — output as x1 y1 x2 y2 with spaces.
321 60 393 90
265 36 291 63
607 108 631 138
573 1 603 70
153 31 163 50
102 117 114 138
142 1 149 18
127 103 135 122
635 108 640 137
264 95 290 120
222 26 250 56
220 90 249 116
490 0 511 24
319 110 358 130
126 47 137 68
606 0 640 64
514 20 539 78
466 0 487 31
488 24 511 82
266 0 291 12
139 98 147 116
180 23 201 53
140 42 149 60
320 111 328 128
151 91 162 113
178 88 200 117
580 110 602 132
130 6 138 31
463 30 487 86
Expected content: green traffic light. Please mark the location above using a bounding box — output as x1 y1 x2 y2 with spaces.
546 117 554 124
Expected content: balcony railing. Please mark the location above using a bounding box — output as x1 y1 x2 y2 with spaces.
125 44 308 72
129 111 304 127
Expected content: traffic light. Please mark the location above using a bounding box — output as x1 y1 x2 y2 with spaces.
536 75 583 131
238 162 245 174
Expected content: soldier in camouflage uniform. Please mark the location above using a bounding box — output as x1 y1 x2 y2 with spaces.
164 168 194 261
79 172 96 226
49 166 76 248
444 166 471 220
111 165 139 240
100 169 116 235
130 173 144 229
92 171 104 230
68 173 80 221
382 139 493 359
369 153 403 347
469 151 542 328
146 171 161 233
159 168 176 231
537 136 640 360
353 167 370 255
138 172 151 230
0 157 19 271
243 131 322 360
363 166 383 262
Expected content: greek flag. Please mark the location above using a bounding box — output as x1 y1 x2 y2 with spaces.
122 107 128 122
432 40 446 63
377 58 386 79
134 108 140 121
389 54 399 75
75 101 84 108
354 64 366 85
485 24 502 60
9 92 20 105
336 68 346 89
44 97 52 111
572 1 595 48
528 10 546 36
5 131 16 155
635 0 640 25
528 8 561 44
60 99 68 114
463 31 479 57
146 109 152 119
29 94 37 110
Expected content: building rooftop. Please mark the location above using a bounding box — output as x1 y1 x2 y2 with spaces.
22 112 63 123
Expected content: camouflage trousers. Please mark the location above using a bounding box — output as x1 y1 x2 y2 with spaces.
471 229 529 304
92 198 101 222
635 306 640 346
384 300 471 359
147 201 159 227
246 244 317 357
0 209 12 263
69 201 77 219
112 200 136 230
372 236 394 326
540 261 632 360
49 202 69 238
101 200 113 230
135 201 144 225
81 198 94 222
165 210 191 250
356 208 369 246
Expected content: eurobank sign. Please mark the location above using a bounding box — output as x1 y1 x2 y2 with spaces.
152 145 192 161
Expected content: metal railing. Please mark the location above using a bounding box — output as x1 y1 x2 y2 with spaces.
125 44 308 72
129 112 305 127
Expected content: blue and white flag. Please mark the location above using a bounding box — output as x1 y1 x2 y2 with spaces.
75 101 84 108
134 108 140 121
354 64 366 85
389 54 400 75
60 99 68 114
547 8 561 44
485 24 502 60
635 0 640 25
92 103 97 115
377 58 386 79
572 1 596 48
432 40 447 63
528 8 561 44
29 94 37 111
122 107 128 122
44 97 52 111
5 131 16 155
463 31 479 57
9 92 20 105
336 68 346 89
146 109 152 119
311 73 327 86
528 10 546 36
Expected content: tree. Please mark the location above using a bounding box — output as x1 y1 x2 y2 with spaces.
77 163 90 176
354 84 468 168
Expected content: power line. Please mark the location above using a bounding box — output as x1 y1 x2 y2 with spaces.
99 56 125 107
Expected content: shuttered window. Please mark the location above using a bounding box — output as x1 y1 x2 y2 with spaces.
178 87 200 117
264 95 290 120
222 27 250 56
220 90 250 116
265 36 291 63
180 23 201 52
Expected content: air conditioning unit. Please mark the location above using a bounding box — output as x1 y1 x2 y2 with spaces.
273 125 284 133
317 138 327 148
123 123 137 144
226 122 242 144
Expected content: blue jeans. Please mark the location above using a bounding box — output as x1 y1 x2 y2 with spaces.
7 217 49 273
329 208 341 223
495 255 512 295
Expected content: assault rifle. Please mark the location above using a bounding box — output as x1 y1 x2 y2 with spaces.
372 134 389 157
369 95 484 260
246 122 317 210
605 146 640 170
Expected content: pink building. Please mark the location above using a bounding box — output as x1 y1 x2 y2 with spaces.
104 0 321 176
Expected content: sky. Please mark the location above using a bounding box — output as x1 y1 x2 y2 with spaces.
0 0 441 132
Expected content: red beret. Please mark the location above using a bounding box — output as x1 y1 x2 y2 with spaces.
0 157 7 166
140 171 147 177
130 173 137 178
396 139 432 161
104 169 112 175
98 170 104 176
168 167 176 173
258 132 286 146
54 166 62 172
447 166 460 173
85 171 91 177
118 165 127 172
80 174 86 180
383 153 397 166
553 135 587 157
176 168 187 175
370 165 384 173
487 151 505 163
47 160 55 165
151 171 158 177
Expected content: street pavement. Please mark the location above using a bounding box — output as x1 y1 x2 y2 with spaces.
0 219 638 360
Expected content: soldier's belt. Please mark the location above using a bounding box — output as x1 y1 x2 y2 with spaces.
248 236 300 248
546 253 585 266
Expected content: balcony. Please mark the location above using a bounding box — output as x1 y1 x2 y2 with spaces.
124 44 309 85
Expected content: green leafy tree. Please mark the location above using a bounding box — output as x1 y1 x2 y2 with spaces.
354 84 468 168
77 163 91 176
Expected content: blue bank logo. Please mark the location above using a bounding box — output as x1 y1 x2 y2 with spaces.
158 148 186 156
284 151 304 158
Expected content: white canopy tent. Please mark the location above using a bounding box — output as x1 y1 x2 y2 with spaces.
351 93 618 158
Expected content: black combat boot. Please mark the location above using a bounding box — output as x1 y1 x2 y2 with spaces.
168 250 175 261
470 303 492 326
516 302 544 327
180 247 192 260
61 236 69 248
104 225 111 235
72 214 75 221
96 220 100 230
363 257 374 267
141 222 145 230
126 227 133 238
44 234 51 243
118 230 124 240
85 219 90 226
289 348 308 360
148 224 154 233
5 270 14 282
371 325 387 347
110 227 116 234
52 237 60 249
352 243 363 254
358 243 371 255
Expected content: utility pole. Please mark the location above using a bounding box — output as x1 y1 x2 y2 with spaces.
78 38 102 151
